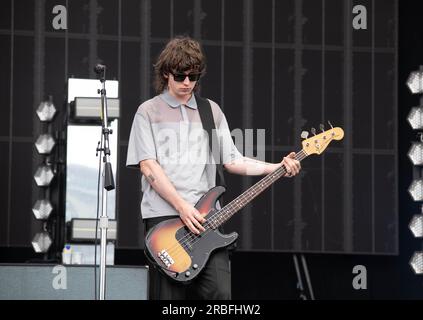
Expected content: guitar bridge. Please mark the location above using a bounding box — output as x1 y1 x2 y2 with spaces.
158 249 174 268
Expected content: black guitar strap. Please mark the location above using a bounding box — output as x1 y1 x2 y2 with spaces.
196 95 236 251
195 95 227 199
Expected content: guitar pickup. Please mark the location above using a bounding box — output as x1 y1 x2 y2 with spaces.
158 249 174 268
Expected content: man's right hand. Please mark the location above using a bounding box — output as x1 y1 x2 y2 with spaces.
177 201 206 235
140 159 206 234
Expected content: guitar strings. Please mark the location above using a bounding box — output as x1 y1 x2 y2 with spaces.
180 150 308 249
163 150 307 259
162 150 308 261
163 150 308 267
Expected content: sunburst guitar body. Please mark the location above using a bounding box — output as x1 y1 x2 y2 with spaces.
145 186 237 282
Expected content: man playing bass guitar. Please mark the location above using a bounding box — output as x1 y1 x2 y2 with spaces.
126 36 301 300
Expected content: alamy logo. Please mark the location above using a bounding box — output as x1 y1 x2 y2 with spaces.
352 265 367 290
52 265 67 290
352 5 367 30
52 5 67 30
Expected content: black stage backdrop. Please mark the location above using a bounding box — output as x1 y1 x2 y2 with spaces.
0 0 398 256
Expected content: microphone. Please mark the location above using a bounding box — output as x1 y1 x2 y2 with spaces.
94 63 106 74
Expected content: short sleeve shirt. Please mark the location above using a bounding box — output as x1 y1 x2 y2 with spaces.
126 90 243 219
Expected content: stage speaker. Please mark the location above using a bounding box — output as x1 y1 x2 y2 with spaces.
0 264 148 300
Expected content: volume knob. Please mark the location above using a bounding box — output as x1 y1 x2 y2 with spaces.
185 271 191 277
193 264 198 269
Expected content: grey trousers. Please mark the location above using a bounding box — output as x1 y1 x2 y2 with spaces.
144 216 232 300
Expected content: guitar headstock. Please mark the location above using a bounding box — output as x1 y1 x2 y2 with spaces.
301 122 344 156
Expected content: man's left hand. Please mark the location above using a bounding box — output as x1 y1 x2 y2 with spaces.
281 152 301 178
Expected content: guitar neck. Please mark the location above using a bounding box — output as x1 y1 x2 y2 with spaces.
209 149 309 228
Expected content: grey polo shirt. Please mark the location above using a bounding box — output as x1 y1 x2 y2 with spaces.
126 90 243 219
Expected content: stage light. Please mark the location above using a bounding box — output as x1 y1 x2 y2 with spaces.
32 199 53 220
72 97 120 121
69 218 117 242
409 214 423 238
32 96 60 257
409 179 423 201
407 106 423 130
35 134 56 154
408 142 423 165
34 165 55 187
407 68 423 276
31 231 52 253
36 100 57 122
407 70 423 94
410 252 423 274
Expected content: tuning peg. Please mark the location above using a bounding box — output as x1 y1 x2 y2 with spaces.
328 120 333 129
311 127 316 136
320 124 325 132
301 131 309 139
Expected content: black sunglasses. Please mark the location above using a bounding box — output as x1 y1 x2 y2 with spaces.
171 72 202 82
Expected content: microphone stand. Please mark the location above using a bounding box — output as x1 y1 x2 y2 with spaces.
95 65 115 300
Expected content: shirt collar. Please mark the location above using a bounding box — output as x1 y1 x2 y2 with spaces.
160 90 198 110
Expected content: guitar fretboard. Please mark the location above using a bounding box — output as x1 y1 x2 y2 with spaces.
208 150 308 229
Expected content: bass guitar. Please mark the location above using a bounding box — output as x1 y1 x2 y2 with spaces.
145 124 344 282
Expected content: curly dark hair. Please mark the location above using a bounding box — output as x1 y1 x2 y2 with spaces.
153 36 207 94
